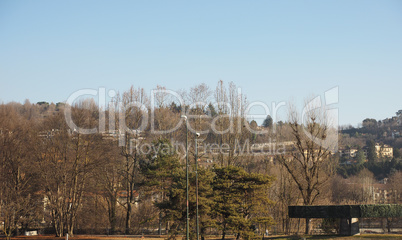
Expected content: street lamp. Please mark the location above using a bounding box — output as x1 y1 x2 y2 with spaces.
195 132 200 240
181 115 189 240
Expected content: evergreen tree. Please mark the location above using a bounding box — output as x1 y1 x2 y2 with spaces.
355 149 366 165
262 115 273 128
207 103 217 117
187 167 215 240
141 139 183 236
393 148 401 159
366 140 377 162
211 166 274 240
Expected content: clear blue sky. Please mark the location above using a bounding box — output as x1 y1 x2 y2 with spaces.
1 0 401 126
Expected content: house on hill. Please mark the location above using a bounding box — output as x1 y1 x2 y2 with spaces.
362 143 393 160
375 143 393 158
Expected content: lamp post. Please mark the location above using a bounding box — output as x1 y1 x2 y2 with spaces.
195 132 200 240
181 115 189 240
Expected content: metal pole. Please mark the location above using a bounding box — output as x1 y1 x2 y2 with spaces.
182 115 189 240
195 134 199 240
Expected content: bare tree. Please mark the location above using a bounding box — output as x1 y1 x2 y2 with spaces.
36 104 100 237
0 105 39 239
213 80 249 167
95 148 123 234
278 100 337 234
270 163 301 234
331 169 376 205
187 83 212 134
116 86 149 234
388 171 402 204
151 85 182 140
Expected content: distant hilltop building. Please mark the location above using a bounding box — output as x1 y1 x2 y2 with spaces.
339 148 359 158
362 143 393 159
374 143 393 158
340 143 393 161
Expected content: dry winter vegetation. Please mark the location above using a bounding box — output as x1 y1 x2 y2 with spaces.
1 81 401 240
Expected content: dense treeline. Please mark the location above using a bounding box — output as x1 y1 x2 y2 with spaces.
0 82 278 240
1 82 401 239
341 116 402 157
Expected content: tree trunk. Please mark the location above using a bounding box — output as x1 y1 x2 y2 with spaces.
387 218 391 233
68 224 74 237
125 201 131 234
158 211 162 235
305 218 310 234
67 208 77 237
109 196 117 234
53 209 64 237
285 217 290 234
